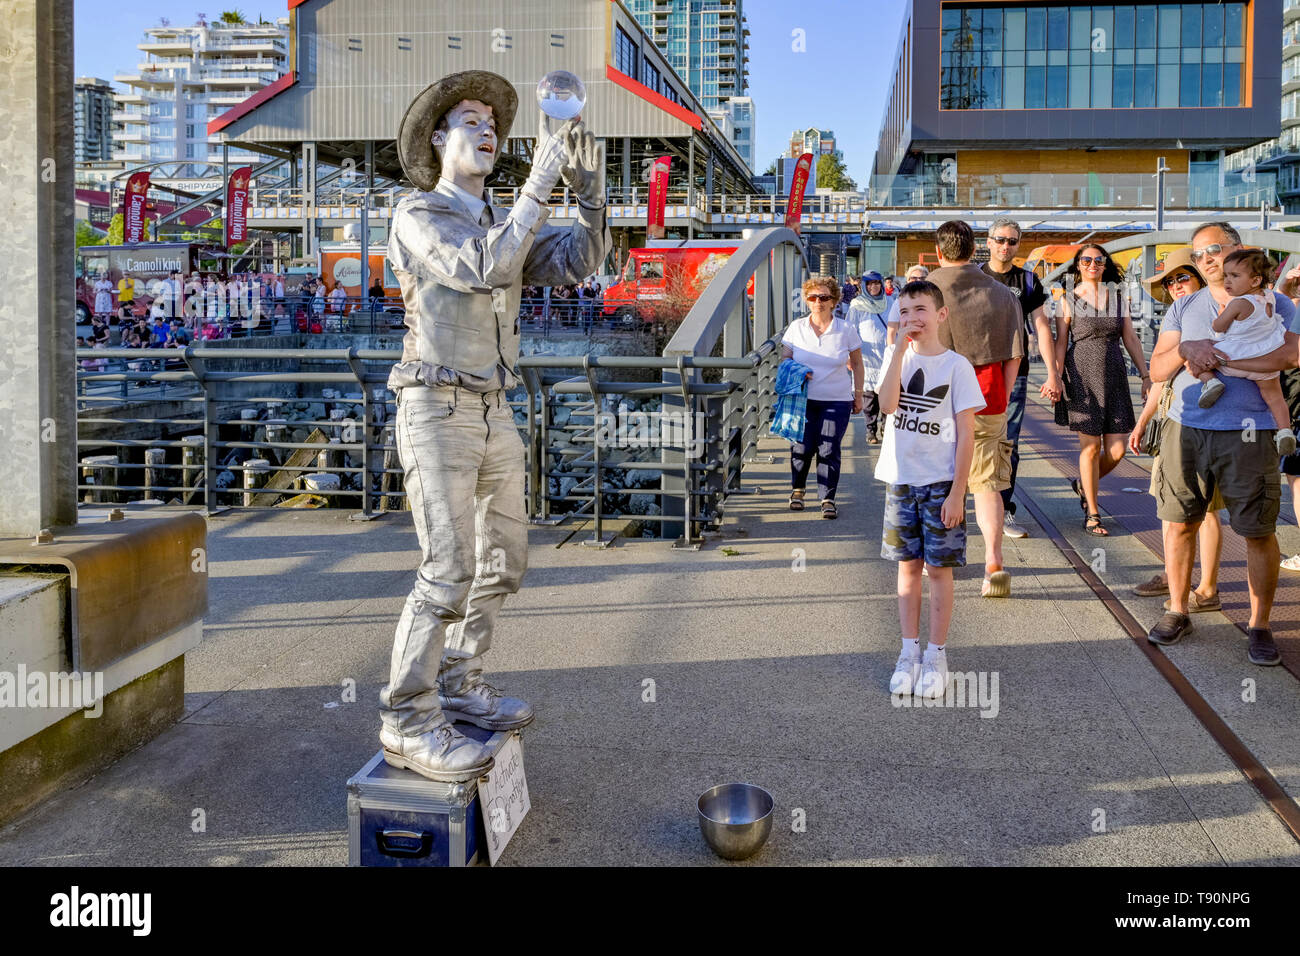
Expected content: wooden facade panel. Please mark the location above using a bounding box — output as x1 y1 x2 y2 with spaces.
958 150 1190 177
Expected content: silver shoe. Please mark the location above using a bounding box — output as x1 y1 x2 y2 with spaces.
439 678 535 730
379 720 495 782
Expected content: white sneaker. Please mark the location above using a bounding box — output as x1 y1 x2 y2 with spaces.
916 647 950 700
1281 553 1300 572
1002 514 1029 538
889 648 922 696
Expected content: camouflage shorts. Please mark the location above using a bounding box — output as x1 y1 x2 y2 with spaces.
881 481 967 567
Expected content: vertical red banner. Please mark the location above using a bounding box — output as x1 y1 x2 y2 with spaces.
225 166 252 248
122 171 151 244
784 152 814 234
646 156 672 239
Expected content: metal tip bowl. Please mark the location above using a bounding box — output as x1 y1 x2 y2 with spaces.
696 783 774 861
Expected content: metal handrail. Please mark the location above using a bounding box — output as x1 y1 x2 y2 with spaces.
655 226 809 546
73 338 791 541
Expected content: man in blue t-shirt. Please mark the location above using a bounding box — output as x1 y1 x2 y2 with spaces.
1148 222 1298 665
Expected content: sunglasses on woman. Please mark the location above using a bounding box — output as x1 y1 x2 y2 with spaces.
1162 272 1196 288
1078 255 1107 266
806 293 834 302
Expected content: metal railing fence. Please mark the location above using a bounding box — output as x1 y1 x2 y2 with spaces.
73 341 786 540
72 228 806 540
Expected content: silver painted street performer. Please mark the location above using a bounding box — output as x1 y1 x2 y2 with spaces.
380 70 610 781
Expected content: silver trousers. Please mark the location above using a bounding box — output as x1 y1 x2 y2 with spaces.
380 386 528 735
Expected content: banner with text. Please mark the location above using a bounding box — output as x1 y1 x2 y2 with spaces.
225 166 252 248
646 155 672 239
122 171 151 244
784 153 814 234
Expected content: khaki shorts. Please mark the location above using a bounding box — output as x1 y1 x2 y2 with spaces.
969 411 1012 494
1149 449 1225 511
1154 419 1279 538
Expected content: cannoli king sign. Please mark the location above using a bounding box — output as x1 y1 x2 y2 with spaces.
122 171 151 244
225 166 252 248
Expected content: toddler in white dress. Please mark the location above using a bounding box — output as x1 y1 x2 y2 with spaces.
1200 249 1296 456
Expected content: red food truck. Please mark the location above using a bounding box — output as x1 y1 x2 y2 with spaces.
602 240 754 324
75 243 221 323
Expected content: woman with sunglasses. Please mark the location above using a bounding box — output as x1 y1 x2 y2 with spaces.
1057 244 1149 536
1129 250 1223 608
780 276 866 518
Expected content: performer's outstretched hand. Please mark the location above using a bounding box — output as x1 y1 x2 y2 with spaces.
560 122 605 208
522 117 573 204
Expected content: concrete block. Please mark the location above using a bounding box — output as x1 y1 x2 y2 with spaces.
0 656 185 827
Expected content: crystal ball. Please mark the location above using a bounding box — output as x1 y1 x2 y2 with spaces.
537 71 586 121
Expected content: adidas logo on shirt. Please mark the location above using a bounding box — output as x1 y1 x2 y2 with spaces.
896 368 949 415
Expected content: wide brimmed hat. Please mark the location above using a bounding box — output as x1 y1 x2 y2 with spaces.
1143 247 1206 305
397 70 518 192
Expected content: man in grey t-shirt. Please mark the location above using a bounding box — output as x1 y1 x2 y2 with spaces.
1147 222 1297 664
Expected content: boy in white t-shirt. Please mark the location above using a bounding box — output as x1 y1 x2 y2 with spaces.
874 280 985 699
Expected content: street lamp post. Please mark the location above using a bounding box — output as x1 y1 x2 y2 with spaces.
1154 155 1170 231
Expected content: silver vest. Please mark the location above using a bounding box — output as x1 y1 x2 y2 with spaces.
386 189 610 391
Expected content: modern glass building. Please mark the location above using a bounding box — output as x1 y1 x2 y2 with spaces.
74 77 116 162
714 95 755 169
873 0 1283 210
940 3 1248 111
112 16 290 180
627 0 751 113
1226 0 1300 212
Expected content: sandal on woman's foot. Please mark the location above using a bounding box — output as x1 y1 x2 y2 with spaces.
1084 513 1109 536
789 489 805 511
1070 478 1087 515
981 570 1011 598
821 499 838 520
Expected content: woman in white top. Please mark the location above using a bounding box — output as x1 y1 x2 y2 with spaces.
92 274 114 320
780 276 865 519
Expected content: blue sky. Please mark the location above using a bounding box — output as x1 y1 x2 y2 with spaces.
75 0 906 186
743 0 907 185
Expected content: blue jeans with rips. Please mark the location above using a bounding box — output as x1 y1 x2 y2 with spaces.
790 399 853 501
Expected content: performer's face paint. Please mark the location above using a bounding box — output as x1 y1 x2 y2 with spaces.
433 100 498 180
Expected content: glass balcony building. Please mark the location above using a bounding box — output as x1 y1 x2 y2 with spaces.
874 1 1284 210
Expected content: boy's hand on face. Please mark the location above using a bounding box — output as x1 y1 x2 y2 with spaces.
898 315 924 340
940 490 964 529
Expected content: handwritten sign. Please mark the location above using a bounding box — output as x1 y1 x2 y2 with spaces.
477 734 530 865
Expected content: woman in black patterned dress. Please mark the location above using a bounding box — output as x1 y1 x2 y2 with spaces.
1055 245 1150 536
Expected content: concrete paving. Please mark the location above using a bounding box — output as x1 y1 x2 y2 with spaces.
1 411 1298 866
